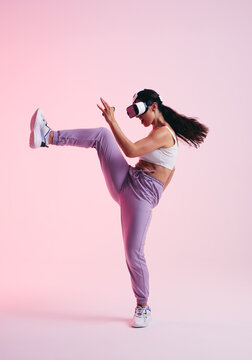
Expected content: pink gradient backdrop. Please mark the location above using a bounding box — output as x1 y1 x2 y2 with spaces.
0 0 251 352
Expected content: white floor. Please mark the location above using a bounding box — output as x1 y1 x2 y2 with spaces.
0 297 251 360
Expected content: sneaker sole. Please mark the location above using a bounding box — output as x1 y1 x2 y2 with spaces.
29 108 43 148
131 317 152 328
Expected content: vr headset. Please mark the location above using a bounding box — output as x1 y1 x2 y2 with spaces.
126 92 163 118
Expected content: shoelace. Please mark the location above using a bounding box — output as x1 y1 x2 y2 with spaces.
135 305 150 318
40 116 51 148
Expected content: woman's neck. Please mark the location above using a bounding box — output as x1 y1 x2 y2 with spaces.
152 113 167 129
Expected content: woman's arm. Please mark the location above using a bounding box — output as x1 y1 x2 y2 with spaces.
108 120 169 157
108 120 135 157
97 98 170 157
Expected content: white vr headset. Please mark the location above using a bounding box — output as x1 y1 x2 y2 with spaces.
126 92 163 118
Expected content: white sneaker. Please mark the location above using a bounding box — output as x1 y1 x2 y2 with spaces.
130 305 152 328
29 108 52 148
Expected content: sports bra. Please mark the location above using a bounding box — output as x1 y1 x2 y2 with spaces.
139 126 178 170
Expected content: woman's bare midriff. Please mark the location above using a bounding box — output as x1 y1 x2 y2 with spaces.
134 125 177 188
134 159 172 186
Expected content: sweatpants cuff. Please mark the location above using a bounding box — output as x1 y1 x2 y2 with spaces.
52 131 59 145
137 299 148 304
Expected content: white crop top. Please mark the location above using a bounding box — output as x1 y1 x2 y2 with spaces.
139 126 178 170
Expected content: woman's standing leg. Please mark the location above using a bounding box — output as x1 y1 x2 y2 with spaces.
119 185 153 305
52 127 129 203
119 168 164 307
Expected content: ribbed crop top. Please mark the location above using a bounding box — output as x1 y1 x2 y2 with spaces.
139 126 178 170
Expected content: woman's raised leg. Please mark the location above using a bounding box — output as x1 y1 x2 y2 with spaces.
51 127 129 203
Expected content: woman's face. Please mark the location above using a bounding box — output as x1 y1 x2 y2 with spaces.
135 100 157 127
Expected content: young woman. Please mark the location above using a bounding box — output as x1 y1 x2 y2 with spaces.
29 89 209 328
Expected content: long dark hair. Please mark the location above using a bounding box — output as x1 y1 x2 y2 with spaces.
134 89 209 148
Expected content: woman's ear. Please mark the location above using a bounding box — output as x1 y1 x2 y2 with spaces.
151 102 158 112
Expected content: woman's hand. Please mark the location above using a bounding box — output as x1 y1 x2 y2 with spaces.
97 97 116 124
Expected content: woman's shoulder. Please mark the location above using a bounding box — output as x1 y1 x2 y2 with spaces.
149 126 171 139
157 125 178 147
152 124 174 132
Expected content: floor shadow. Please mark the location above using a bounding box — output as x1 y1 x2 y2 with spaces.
0 307 131 325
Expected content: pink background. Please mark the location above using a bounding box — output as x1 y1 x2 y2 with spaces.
0 0 251 359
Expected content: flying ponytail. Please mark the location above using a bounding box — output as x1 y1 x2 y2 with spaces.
134 89 209 148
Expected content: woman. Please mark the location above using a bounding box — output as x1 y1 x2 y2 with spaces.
29 89 209 328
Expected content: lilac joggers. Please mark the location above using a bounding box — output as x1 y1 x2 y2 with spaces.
52 127 164 304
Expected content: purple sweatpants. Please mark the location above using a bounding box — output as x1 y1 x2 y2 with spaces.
52 127 164 304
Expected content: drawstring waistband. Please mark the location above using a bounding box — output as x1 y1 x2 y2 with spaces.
134 166 156 174
129 166 164 187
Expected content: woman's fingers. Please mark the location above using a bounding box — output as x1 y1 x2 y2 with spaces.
97 98 115 119
100 97 110 109
97 99 115 122
97 104 105 116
